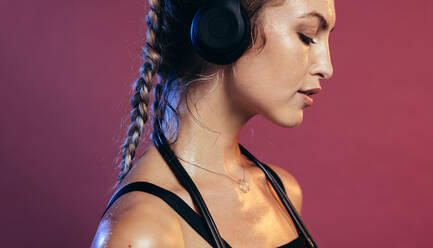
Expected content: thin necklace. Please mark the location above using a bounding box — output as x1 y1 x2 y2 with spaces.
175 155 250 193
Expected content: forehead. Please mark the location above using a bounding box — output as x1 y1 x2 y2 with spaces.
278 0 336 28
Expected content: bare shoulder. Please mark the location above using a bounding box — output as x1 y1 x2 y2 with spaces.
91 192 185 248
264 163 303 214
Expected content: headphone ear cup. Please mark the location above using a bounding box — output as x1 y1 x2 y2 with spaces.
190 0 251 65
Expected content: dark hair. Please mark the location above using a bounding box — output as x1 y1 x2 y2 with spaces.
117 0 284 186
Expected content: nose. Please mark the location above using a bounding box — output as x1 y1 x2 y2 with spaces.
310 40 334 80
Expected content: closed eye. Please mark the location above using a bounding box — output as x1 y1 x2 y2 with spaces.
297 33 316 46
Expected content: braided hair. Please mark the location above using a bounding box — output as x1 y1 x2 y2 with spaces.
116 0 284 186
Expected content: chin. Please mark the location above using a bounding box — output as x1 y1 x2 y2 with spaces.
265 109 304 128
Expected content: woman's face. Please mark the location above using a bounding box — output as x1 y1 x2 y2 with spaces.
229 0 336 127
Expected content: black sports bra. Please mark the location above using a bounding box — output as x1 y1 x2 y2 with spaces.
101 163 309 247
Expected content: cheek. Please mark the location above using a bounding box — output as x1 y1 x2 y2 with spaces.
266 35 308 93
232 27 308 107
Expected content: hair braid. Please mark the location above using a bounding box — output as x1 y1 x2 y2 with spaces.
118 0 163 184
152 82 164 133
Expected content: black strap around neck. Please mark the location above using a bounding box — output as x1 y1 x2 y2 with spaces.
238 144 318 248
152 127 226 248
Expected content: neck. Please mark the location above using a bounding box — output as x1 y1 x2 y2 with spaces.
169 71 256 183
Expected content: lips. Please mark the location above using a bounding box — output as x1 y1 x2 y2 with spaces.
298 91 314 106
297 87 322 96
297 87 321 107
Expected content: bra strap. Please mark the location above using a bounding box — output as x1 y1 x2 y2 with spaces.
101 181 231 247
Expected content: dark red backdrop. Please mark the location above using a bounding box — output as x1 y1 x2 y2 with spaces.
1 0 432 247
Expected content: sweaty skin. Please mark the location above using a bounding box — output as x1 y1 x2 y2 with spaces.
92 0 336 247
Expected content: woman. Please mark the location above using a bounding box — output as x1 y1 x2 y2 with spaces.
92 0 335 247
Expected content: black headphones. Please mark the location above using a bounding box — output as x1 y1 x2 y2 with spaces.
190 0 251 65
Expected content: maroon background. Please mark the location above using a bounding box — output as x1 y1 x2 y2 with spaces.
1 0 432 247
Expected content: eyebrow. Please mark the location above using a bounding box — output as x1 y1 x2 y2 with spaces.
298 11 335 33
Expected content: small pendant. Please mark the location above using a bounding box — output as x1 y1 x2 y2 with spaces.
238 179 250 193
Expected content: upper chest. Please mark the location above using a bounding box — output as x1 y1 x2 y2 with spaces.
173 177 299 247
123 151 301 247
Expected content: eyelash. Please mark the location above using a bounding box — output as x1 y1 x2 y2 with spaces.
298 33 316 46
